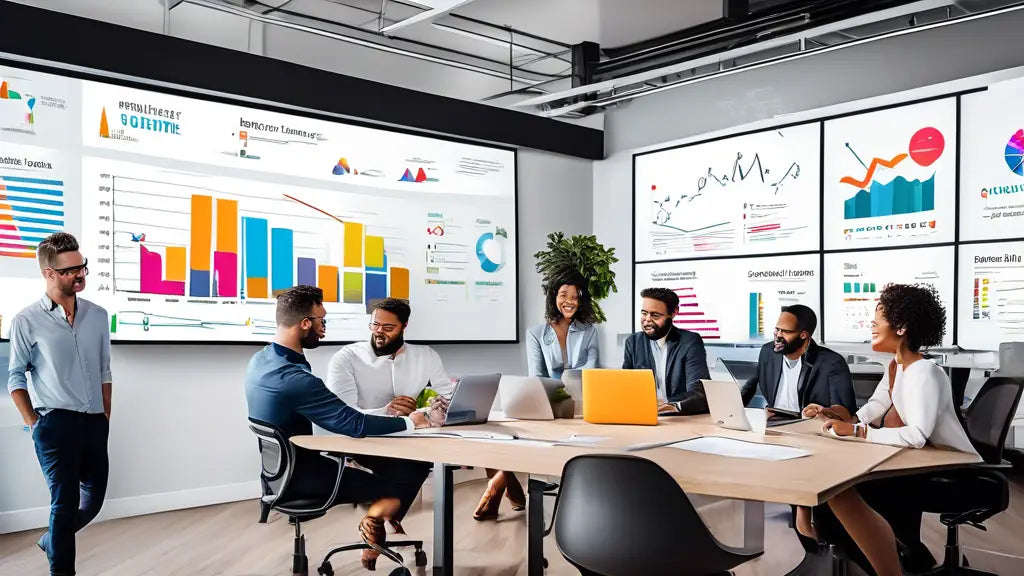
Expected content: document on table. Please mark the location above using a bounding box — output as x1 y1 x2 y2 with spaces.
380 428 517 440
668 436 811 461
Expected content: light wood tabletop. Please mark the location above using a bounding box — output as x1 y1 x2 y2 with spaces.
292 414 982 507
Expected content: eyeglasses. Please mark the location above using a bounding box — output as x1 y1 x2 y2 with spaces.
304 316 327 326
51 259 89 277
774 327 799 335
369 321 399 333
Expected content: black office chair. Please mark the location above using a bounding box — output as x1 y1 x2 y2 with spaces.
248 418 426 576
552 454 762 576
916 376 1024 575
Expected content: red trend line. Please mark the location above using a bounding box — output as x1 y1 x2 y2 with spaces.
282 193 345 224
840 153 907 188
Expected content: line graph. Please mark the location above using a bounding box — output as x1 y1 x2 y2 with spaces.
840 152 907 188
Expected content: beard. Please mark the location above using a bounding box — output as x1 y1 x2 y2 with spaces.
372 332 405 357
776 335 807 355
61 277 84 297
300 328 321 350
643 321 673 341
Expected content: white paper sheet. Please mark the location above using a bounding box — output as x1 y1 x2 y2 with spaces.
381 428 517 440
668 436 810 461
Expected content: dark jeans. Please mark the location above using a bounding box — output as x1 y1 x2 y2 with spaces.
350 456 431 522
32 409 109 576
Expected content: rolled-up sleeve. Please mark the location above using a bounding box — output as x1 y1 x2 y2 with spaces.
7 314 31 393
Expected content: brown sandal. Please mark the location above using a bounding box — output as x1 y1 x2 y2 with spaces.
473 485 505 520
358 515 387 570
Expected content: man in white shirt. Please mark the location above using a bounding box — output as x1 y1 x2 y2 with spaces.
326 298 454 528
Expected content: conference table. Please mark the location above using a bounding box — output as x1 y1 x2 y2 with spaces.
292 414 981 576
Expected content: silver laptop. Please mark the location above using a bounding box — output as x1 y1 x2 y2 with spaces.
438 373 501 426
499 375 564 420
703 379 757 431
560 369 584 416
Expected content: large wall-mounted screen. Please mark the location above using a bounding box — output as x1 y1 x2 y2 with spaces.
0 63 518 343
822 98 957 251
634 122 821 261
634 253 821 345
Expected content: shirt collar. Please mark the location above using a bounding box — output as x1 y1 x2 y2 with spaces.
41 294 77 315
783 355 801 369
271 342 310 368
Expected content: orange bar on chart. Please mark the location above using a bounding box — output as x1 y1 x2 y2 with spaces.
189 195 213 271
165 246 187 282
318 265 339 302
365 235 384 269
344 222 363 268
390 267 409 299
247 277 269 299
216 199 238 253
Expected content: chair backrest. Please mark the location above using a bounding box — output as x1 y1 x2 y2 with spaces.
962 377 1024 464
553 454 745 576
248 418 295 504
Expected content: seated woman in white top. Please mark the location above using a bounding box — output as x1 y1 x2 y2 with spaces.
473 276 600 520
801 283 978 576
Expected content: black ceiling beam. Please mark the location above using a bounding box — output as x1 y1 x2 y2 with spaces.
0 1 603 160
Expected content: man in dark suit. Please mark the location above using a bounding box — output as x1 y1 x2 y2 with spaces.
739 304 856 417
623 287 711 414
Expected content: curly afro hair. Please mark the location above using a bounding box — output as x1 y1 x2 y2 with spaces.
544 274 597 325
877 283 946 353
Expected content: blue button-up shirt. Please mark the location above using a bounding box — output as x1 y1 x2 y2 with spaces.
7 296 111 414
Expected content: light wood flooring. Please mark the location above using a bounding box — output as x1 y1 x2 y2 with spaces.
1 472 1022 575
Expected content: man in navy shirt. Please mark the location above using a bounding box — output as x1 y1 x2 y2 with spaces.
245 285 446 569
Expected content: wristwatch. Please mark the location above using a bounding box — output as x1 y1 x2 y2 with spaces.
854 423 865 438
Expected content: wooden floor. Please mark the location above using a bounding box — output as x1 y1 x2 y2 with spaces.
1 473 1022 575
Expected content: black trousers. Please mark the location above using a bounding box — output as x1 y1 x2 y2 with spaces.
293 452 430 522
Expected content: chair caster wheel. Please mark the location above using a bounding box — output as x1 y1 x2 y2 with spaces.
415 549 428 567
316 561 334 576
387 568 411 576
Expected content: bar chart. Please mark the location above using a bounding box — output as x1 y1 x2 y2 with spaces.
0 174 65 259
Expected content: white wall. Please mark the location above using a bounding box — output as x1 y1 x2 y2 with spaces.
0 148 593 533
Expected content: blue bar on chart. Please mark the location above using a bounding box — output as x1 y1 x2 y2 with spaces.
243 217 269 299
271 228 294 296
366 273 387 306
297 257 316 287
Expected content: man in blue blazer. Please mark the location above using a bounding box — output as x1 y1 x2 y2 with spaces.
623 287 711 414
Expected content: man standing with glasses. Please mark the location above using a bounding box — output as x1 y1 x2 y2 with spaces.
325 297 453 531
7 232 112 576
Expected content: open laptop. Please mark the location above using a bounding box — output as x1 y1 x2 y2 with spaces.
560 369 584 416
703 379 760 431
499 375 564 420
436 373 502 426
582 369 658 425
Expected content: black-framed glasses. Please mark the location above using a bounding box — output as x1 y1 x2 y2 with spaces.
369 321 398 333
304 315 327 326
52 258 88 277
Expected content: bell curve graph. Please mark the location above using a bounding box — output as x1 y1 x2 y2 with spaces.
0 174 64 259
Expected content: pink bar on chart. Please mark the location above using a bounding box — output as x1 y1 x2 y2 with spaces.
140 245 185 296
213 251 238 297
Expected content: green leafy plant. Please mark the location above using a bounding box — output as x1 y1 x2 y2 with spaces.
533 232 618 323
549 386 572 402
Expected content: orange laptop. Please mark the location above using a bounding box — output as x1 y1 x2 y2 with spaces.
582 369 659 425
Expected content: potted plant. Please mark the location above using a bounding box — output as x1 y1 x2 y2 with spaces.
533 232 618 417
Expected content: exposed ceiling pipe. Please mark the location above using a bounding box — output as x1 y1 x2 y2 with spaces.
180 0 555 85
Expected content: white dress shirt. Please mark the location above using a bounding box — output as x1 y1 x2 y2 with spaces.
649 335 669 403
857 359 978 454
326 341 454 415
775 356 802 413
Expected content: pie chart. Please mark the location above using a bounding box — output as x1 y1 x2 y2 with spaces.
908 127 944 167
1005 129 1024 176
476 232 505 273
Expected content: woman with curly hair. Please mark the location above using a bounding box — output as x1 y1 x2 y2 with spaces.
798 283 977 575
472 275 599 520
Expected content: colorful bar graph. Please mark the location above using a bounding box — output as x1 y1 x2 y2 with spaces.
214 251 238 298
318 265 339 302
367 273 387 304
344 272 363 304
189 194 213 297
243 217 268 299
140 245 185 296
271 228 294 296
390 267 410 299
344 222 364 267
216 199 238 252
0 174 65 258
365 235 384 269
297 257 316 287
748 292 763 337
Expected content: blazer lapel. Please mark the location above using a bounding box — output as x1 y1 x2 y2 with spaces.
664 328 683 396
540 325 559 373
797 341 821 404
766 353 783 406
566 322 582 368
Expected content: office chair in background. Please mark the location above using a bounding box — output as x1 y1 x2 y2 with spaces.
248 418 427 576
553 454 761 576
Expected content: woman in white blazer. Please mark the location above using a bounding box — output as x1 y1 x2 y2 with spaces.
473 276 600 520
801 284 978 576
